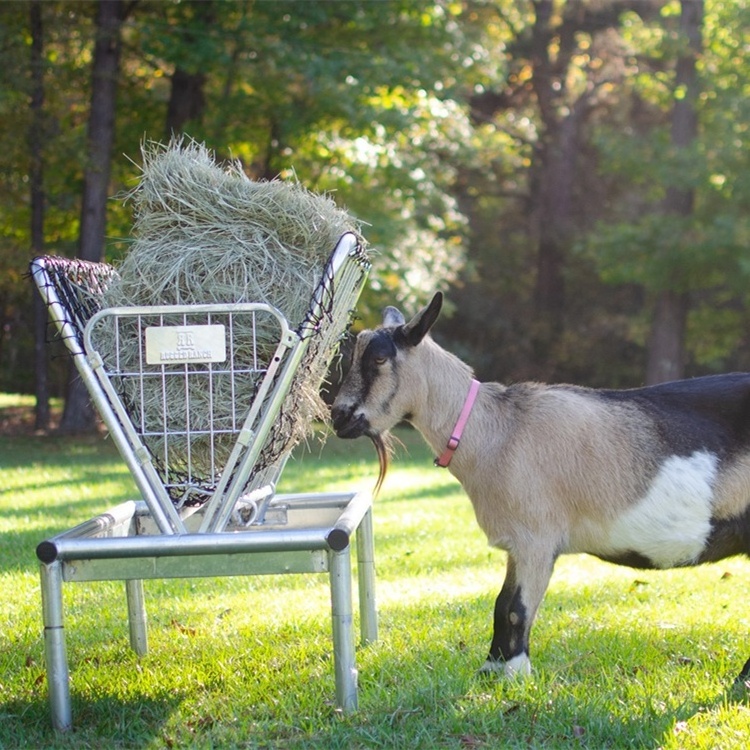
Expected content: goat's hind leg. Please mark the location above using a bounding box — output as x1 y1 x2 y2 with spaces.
735 656 750 688
479 548 556 678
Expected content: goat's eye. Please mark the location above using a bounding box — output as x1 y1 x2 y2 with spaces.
374 356 387 366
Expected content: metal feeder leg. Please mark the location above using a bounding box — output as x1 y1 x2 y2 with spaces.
125 579 148 656
329 545 357 712
40 562 72 732
356 508 378 646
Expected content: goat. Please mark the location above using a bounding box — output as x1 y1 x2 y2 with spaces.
331 291 750 685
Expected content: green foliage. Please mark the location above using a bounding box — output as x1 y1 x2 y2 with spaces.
2 0 477 391
4 0 750 391
586 212 747 293
580 0 750 375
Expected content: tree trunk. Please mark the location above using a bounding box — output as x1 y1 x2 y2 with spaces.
30 0 50 431
646 290 689 383
164 1 214 137
532 114 580 364
165 67 207 136
77 0 125 264
528 0 585 378
60 0 126 433
645 0 703 384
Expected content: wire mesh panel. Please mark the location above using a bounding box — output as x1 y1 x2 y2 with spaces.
85 303 294 510
31 254 118 354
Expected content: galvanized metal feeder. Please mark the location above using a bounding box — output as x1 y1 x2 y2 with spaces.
31 232 376 731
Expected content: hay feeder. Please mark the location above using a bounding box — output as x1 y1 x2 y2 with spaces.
30 140 377 729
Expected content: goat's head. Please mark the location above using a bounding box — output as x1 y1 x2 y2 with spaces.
331 292 443 491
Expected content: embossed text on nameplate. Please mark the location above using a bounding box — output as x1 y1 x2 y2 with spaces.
145 325 226 365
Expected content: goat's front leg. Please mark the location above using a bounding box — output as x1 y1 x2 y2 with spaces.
479 548 556 677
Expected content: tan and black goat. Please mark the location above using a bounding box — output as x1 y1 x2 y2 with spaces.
331 291 750 684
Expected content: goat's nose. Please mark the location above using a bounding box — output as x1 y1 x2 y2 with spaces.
331 403 366 438
330 404 348 431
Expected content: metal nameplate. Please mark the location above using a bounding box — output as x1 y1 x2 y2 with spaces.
145 324 226 365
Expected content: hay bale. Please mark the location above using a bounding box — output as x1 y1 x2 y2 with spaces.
97 139 365 490
111 138 361 323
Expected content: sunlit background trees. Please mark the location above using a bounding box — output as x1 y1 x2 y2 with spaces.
1 0 748 431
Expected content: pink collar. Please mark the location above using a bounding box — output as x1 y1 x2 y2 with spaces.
435 379 481 468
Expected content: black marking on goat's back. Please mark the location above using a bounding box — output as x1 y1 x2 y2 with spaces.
698 506 750 563
485 382 512 403
596 373 750 459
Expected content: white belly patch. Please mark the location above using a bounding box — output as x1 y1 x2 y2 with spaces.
581 451 717 568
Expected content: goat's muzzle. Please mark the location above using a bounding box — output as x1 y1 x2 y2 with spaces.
331 404 369 439
331 404 390 496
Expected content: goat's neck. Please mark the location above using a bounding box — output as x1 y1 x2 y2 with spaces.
408 338 478 459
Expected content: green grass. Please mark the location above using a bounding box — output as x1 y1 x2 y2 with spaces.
0 398 748 749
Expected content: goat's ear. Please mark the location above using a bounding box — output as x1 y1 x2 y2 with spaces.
402 292 443 346
382 306 406 328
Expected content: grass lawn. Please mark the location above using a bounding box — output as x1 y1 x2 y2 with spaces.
0 395 748 749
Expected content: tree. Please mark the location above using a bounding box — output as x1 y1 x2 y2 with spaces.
527 0 616 373
60 0 129 433
444 0 664 382
586 0 750 381
163 1 215 137
4 0 750 409
644 0 702 383
0 3 46 397
29 0 50 431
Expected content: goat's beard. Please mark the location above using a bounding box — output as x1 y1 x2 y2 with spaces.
369 431 394 497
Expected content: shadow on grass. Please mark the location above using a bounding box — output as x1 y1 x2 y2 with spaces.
0 694 181 750
380 479 464 504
